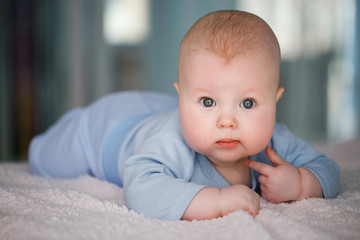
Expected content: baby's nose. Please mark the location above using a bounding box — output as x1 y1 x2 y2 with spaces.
217 115 237 128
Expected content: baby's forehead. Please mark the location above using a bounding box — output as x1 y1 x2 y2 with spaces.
180 50 280 87
178 49 281 96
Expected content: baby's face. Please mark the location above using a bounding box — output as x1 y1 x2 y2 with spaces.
175 50 283 165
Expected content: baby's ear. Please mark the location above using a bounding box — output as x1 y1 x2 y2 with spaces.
276 88 285 102
173 82 180 93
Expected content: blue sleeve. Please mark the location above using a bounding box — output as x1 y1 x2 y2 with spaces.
270 124 340 199
120 132 205 221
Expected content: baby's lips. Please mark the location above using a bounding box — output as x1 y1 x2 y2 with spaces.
216 139 240 148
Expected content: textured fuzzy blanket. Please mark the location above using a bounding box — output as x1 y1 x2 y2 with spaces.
1 141 359 240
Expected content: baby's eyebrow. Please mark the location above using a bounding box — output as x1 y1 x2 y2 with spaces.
189 87 211 96
241 92 265 101
239 87 267 96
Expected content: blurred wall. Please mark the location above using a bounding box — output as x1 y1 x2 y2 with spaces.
144 0 236 95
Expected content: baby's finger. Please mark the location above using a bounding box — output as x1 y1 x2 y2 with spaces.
258 174 267 185
245 159 273 176
265 146 287 167
248 198 260 216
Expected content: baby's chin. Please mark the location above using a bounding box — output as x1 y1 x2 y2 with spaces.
204 147 266 163
205 152 251 164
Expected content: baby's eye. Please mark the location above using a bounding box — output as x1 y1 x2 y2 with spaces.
200 97 216 107
240 99 256 109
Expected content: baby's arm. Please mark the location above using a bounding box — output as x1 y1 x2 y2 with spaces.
123 132 261 221
181 184 260 220
246 146 323 203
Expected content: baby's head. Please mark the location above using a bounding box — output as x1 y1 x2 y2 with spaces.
174 10 284 164
178 10 281 70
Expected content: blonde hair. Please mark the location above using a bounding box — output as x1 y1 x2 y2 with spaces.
179 10 280 62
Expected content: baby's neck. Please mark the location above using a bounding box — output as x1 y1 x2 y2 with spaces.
211 158 252 186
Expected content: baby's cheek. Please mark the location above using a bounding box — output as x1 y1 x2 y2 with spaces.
183 128 202 151
251 124 274 149
182 125 210 155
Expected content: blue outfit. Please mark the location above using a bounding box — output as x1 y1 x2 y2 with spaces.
29 91 340 221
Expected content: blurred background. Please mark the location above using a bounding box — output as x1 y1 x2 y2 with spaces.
0 0 359 161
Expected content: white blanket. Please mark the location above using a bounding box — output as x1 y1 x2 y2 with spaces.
1 141 359 240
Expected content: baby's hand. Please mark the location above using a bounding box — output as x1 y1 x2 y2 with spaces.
219 184 260 217
245 146 301 203
181 184 260 220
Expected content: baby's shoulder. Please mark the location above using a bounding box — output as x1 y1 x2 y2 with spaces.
271 123 317 159
272 123 295 141
140 109 183 137
270 123 300 155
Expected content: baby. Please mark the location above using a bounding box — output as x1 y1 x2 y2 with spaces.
29 10 340 221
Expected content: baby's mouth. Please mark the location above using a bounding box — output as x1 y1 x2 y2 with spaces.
216 139 240 149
